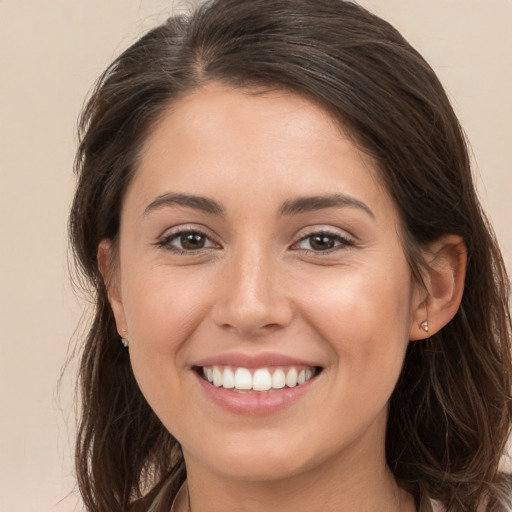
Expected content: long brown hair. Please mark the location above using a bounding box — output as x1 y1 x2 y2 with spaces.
69 1 512 510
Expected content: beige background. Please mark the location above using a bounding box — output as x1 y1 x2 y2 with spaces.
0 1 510 511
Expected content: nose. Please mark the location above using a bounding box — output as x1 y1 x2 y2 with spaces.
211 242 294 337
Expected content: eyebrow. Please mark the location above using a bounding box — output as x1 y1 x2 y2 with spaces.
279 194 375 219
143 192 374 219
144 193 225 217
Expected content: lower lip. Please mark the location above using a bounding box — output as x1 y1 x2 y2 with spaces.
194 371 317 416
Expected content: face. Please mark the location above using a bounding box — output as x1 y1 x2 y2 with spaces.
106 83 425 483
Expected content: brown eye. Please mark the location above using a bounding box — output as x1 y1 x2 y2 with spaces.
294 231 354 252
309 234 336 251
180 232 206 250
159 229 217 253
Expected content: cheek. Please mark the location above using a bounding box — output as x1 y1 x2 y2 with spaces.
301 263 413 391
120 268 213 411
123 266 213 341
306 261 412 327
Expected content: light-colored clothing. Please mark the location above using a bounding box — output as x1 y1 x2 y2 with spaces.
430 499 445 512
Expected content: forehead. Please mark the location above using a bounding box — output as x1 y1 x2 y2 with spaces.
145 83 348 157
128 82 392 220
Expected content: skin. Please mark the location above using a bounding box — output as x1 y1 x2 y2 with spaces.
100 83 466 512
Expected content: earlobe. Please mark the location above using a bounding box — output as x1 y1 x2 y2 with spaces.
97 239 127 338
410 235 466 341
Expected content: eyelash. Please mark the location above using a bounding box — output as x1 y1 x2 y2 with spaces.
155 228 354 255
292 230 354 254
155 229 218 254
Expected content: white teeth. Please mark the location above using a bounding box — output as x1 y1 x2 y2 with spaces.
285 367 298 388
271 369 286 389
222 367 235 389
234 368 252 390
212 366 223 387
201 365 317 391
253 369 272 391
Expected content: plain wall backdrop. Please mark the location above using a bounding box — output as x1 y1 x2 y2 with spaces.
0 1 510 511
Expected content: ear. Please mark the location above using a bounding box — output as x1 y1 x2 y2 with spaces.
409 235 467 341
97 239 127 338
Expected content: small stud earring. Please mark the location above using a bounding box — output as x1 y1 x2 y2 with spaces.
121 328 129 348
420 301 430 333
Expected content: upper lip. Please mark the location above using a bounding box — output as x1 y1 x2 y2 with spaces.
192 351 321 369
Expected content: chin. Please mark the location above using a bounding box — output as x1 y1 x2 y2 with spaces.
183 428 328 483
209 454 313 482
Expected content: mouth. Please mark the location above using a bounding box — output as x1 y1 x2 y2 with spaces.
194 365 323 392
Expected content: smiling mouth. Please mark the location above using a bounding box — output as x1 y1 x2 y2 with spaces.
194 365 322 392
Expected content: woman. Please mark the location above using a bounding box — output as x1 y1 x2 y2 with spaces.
69 0 512 510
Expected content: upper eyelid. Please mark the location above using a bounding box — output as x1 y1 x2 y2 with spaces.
158 224 217 240
292 225 355 241
294 233 353 247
